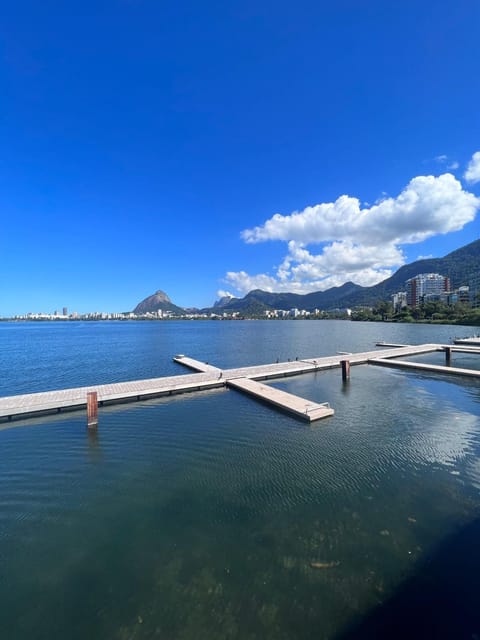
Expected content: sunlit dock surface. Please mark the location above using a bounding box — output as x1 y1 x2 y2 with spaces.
1 343 479 423
227 377 334 421
370 358 480 379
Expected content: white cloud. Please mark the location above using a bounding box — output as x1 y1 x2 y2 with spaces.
223 172 480 297
216 290 235 299
434 155 459 171
242 174 477 246
224 241 401 296
224 271 282 294
464 151 480 184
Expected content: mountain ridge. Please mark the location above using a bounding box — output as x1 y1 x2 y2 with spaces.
132 239 479 314
215 238 480 312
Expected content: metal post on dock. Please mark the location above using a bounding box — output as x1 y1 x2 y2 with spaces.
445 347 452 366
87 391 98 429
341 359 350 382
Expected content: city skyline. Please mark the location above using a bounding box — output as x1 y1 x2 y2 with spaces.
2 1 480 316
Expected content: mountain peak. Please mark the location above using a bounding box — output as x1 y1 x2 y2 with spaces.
153 290 171 302
214 294 237 308
133 289 182 315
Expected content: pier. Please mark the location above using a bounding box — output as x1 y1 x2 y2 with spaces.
226 377 334 421
1 342 479 424
370 358 480 379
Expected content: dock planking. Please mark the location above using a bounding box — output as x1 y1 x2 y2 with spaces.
172 356 223 375
1 343 478 424
173 343 442 381
0 372 226 422
443 345 480 355
370 358 480 379
227 377 334 422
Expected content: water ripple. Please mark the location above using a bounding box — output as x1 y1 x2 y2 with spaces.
1 321 480 639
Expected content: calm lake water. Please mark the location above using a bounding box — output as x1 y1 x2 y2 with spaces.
1 320 480 639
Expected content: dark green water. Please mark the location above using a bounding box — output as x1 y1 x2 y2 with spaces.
1 321 480 639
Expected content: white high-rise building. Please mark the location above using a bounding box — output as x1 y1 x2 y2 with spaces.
405 273 450 307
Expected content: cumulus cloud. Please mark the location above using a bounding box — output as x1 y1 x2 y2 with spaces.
216 290 235 299
464 151 480 184
224 241 402 296
223 172 480 297
242 174 477 246
224 271 282 294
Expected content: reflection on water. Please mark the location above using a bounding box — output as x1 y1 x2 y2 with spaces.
0 321 479 638
86 427 102 464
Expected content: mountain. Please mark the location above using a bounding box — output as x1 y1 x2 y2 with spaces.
132 240 479 316
213 295 237 308
342 238 480 307
133 290 185 315
217 239 480 312
217 282 364 313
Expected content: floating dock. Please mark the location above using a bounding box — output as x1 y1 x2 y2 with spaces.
370 358 480 379
0 372 226 422
227 377 334 422
1 342 478 424
173 343 442 381
453 337 480 346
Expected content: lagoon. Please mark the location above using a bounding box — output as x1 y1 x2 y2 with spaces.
1 320 480 639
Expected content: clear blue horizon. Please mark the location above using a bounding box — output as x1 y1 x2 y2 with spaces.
2 0 480 315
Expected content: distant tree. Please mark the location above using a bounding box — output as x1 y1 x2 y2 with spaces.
351 308 375 321
410 306 424 320
376 301 393 321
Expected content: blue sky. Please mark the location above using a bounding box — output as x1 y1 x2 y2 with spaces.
1 0 479 315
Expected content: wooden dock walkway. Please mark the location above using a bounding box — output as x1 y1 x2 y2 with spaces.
445 345 480 355
227 377 334 422
1 342 477 424
370 358 480 379
173 343 442 382
0 371 226 422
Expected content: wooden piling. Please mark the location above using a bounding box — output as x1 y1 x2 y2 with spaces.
341 359 350 381
445 347 451 366
87 391 98 428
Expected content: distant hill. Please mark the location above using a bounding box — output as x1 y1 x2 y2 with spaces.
216 239 480 312
133 290 185 315
218 281 364 313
